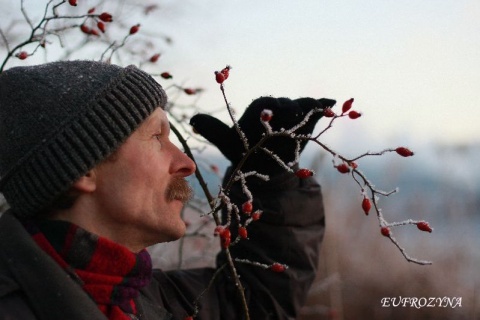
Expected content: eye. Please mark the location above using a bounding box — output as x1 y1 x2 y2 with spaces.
153 133 162 145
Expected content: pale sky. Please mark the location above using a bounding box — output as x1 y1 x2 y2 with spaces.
154 0 480 148
2 0 479 148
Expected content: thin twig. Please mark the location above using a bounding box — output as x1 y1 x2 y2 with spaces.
191 264 228 317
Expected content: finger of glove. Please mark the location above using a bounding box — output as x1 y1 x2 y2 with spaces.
240 97 316 154
295 98 336 133
238 97 287 144
240 97 305 133
292 98 326 135
232 98 299 170
310 98 336 126
318 98 336 109
190 114 241 162
292 98 335 153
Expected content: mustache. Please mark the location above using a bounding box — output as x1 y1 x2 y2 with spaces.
166 178 193 203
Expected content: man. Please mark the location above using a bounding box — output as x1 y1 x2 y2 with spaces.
0 60 332 319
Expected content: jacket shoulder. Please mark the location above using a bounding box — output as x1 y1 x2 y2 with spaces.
0 261 19 298
0 262 37 319
0 216 37 319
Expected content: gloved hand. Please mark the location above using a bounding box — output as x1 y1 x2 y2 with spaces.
190 96 336 176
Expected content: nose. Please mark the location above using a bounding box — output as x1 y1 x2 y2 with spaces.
171 144 196 177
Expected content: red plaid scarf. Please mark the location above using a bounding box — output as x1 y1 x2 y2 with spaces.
23 218 152 320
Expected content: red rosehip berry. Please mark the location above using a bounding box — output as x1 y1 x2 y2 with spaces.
220 228 231 249
349 161 358 169
129 24 140 35
214 226 231 248
336 163 350 174
342 98 354 114
260 109 273 122
184 316 193 320
221 228 230 238
88 7 96 14
214 226 226 237
362 197 371 215
252 210 262 221
221 65 231 79
215 71 225 84
416 221 433 233
381 226 391 237
80 24 90 34
97 21 105 33
68 0 77 6
395 147 414 157
160 72 172 79
323 108 335 118
270 263 287 273
89 29 99 36
149 53 160 63
16 51 28 60
184 88 196 95
295 168 314 179
99 12 113 22
242 201 253 215
238 226 248 239
348 110 362 119
221 238 230 248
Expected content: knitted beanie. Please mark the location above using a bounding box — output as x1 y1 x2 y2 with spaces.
0 60 167 217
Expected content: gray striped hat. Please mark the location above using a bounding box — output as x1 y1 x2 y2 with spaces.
0 60 167 216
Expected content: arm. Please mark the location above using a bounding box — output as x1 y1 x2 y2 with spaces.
220 167 325 318
190 96 334 318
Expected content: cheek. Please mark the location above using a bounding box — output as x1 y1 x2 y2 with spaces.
127 156 170 197
106 142 172 197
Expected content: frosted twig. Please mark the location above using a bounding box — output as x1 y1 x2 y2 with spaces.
285 108 322 134
385 234 432 265
235 258 270 269
349 148 398 162
260 147 294 172
220 85 249 151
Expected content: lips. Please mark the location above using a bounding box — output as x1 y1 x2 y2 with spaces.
166 178 193 203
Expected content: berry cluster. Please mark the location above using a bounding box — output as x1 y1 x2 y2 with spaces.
322 98 362 120
80 9 113 37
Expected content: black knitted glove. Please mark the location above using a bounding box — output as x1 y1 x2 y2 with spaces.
190 96 336 176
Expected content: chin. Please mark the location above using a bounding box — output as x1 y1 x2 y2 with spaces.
162 222 187 243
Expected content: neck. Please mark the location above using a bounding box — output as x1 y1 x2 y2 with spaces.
47 199 147 253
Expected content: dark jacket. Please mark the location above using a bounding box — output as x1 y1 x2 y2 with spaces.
0 171 325 319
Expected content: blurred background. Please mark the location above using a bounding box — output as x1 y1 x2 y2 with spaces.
1 0 479 319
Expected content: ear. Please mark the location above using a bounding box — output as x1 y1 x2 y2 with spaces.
71 169 97 193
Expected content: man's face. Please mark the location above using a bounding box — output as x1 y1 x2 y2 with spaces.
91 108 196 249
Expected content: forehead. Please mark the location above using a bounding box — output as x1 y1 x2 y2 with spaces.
139 108 168 131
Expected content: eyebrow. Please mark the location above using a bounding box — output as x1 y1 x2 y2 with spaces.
143 113 169 134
